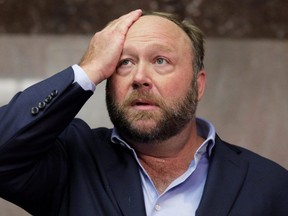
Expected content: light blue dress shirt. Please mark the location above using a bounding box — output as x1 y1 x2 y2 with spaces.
72 64 216 215
111 118 216 216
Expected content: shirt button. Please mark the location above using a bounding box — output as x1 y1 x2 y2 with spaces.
155 204 161 211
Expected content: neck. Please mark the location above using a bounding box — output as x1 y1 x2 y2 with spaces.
127 120 205 194
129 119 202 158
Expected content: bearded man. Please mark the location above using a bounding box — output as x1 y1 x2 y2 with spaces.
0 9 287 216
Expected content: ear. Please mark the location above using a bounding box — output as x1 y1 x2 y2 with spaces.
197 70 206 101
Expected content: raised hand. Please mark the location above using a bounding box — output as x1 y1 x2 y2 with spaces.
79 9 142 85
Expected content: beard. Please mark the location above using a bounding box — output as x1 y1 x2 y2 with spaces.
105 78 199 144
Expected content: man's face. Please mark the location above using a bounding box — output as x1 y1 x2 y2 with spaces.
106 15 205 144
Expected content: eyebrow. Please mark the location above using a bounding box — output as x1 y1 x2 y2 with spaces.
122 43 175 55
149 43 174 52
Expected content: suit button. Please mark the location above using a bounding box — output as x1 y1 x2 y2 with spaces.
45 95 52 103
31 107 39 115
50 89 58 98
38 101 46 109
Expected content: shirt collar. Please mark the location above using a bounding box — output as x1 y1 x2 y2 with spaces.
110 117 216 157
195 117 216 157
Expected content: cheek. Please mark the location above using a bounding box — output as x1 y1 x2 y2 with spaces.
158 76 192 99
109 75 131 102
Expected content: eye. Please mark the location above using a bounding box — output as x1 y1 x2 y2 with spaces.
118 59 132 68
116 58 134 76
155 57 168 65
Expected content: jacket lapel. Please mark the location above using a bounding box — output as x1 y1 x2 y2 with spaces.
196 136 249 216
105 143 147 216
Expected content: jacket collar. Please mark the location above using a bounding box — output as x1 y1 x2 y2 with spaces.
104 141 147 216
196 135 249 216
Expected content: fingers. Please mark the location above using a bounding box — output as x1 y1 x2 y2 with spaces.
105 9 142 35
109 9 142 27
79 9 142 85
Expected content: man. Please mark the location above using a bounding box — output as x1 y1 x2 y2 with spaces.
0 9 287 216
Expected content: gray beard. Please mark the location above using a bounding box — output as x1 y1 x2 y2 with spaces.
105 79 198 144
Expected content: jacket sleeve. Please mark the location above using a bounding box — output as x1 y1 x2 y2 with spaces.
0 67 93 214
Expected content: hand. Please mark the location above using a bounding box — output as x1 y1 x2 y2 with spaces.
79 9 142 85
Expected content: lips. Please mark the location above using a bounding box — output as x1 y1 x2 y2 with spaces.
130 99 159 110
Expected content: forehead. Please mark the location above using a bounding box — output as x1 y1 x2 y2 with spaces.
125 15 191 49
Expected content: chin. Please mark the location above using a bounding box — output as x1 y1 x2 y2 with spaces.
131 119 158 132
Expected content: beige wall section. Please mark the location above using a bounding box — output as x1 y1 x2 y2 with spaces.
0 35 287 215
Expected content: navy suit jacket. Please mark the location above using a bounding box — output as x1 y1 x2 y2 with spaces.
0 67 287 216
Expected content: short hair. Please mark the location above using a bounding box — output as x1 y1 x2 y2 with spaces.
142 11 205 74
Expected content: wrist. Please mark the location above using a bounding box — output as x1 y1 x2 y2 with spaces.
72 64 96 91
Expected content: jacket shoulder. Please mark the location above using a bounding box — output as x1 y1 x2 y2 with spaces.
217 137 288 182
60 118 112 144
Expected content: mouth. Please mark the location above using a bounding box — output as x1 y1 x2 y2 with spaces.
130 99 159 110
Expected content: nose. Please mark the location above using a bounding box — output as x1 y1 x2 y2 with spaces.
132 63 152 90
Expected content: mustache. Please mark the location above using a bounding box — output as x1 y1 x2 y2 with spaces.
122 90 165 108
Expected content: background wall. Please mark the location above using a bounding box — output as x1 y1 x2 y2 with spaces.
0 0 287 215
